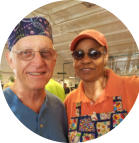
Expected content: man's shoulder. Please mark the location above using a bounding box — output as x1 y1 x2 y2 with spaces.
3 87 17 107
45 91 67 119
3 87 14 100
3 87 12 95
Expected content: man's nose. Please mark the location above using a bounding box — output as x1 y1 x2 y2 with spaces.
31 52 45 65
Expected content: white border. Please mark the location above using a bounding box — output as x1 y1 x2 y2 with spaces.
0 0 138 143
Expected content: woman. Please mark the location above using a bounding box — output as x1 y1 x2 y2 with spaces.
64 29 139 142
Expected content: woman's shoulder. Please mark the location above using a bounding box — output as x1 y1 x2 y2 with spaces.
64 88 79 104
122 75 139 89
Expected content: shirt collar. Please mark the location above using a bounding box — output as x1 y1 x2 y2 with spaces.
76 69 124 104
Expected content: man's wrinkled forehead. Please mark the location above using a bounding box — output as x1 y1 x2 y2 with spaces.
8 16 53 51
11 35 53 51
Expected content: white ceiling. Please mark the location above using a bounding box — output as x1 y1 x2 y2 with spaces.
0 0 139 82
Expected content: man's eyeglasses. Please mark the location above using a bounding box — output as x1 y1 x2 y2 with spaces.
12 48 56 61
72 48 104 60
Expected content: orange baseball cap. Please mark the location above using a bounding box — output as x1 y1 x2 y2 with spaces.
70 29 108 51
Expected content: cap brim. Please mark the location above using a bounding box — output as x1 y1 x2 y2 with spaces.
70 34 105 51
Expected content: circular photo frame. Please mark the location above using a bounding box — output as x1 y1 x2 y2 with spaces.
0 0 139 143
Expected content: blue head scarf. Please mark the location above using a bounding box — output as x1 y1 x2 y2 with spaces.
8 16 53 51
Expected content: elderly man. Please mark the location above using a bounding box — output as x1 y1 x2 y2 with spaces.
4 17 68 142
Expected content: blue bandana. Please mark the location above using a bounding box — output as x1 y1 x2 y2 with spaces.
8 16 53 51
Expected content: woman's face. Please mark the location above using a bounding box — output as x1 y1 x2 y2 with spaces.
73 38 108 82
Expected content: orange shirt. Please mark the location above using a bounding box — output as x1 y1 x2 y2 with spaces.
64 69 139 124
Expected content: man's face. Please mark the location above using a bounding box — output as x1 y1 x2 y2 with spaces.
73 38 108 82
7 35 56 90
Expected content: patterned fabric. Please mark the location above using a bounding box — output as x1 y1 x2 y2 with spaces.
8 16 53 50
68 96 127 142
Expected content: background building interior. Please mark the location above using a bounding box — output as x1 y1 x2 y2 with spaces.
0 0 139 90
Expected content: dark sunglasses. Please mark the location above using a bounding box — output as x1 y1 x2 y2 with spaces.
72 48 103 60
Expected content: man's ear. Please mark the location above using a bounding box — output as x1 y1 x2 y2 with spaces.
5 50 15 70
52 51 57 67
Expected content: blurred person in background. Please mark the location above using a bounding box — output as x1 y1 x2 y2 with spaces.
3 76 15 89
64 83 70 95
45 78 66 102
